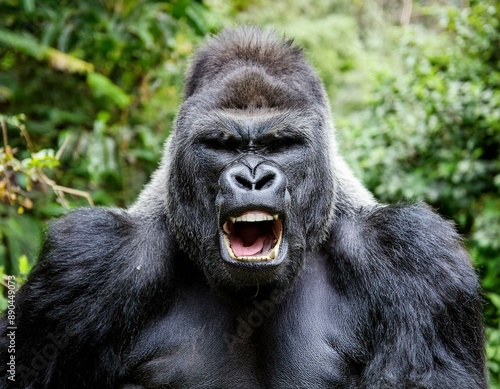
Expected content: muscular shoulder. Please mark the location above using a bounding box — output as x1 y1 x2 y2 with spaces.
42 207 134 265
326 203 480 298
41 207 173 268
17 207 176 333
325 204 485 385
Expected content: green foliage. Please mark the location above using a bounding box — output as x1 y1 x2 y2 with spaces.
87 72 131 109
0 114 90 292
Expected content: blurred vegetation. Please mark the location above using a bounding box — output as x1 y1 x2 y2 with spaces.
0 0 499 386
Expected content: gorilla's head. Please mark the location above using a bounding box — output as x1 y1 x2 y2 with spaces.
133 27 374 296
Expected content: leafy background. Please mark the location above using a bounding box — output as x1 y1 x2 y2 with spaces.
1 0 499 386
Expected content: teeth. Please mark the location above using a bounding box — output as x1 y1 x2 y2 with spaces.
222 219 283 262
268 244 277 260
268 227 282 260
232 211 275 223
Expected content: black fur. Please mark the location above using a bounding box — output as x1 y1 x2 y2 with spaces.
0 27 486 388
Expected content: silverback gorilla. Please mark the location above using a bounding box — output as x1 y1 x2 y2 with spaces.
0 27 486 388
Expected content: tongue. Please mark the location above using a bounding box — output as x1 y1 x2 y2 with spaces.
231 235 267 256
230 224 271 257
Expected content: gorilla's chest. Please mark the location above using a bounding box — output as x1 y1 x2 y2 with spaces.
121 257 364 388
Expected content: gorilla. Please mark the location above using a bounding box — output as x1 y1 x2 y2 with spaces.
0 27 486 388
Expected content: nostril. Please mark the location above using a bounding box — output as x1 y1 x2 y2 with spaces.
255 173 275 190
235 175 253 190
224 162 283 193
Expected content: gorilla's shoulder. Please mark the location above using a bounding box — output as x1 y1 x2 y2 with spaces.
325 205 484 386
19 207 176 331
45 207 134 256
326 204 479 295
42 207 175 268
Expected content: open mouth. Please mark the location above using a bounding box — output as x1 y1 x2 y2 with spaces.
222 211 283 262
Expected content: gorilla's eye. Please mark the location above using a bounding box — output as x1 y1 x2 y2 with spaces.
222 211 283 261
199 138 234 151
196 131 242 152
263 136 306 153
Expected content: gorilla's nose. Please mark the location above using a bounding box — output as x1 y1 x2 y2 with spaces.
222 161 286 195
217 157 289 215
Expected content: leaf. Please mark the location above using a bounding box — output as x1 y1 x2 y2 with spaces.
21 0 35 13
0 29 94 74
488 293 500 310
0 29 45 59
23 149 60 170
1 215 42 274
18 255 31 276
46 48 94 74
87 72 131 109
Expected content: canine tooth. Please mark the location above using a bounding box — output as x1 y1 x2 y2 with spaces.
269 247 276 260
273 214 278 220
223 235 237 259
270 238 280 259
230 216 236 223
223 223 231 235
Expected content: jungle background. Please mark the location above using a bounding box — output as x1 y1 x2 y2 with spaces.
0 0 499 386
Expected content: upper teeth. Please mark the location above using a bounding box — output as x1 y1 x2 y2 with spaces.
230 212 278 223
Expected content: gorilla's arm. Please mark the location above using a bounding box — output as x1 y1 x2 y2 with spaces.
327 204 486 388
0 208 175 388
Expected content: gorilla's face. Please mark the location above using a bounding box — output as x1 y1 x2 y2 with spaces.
167 106 335 295
164 29 336 296
213 111 305 279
